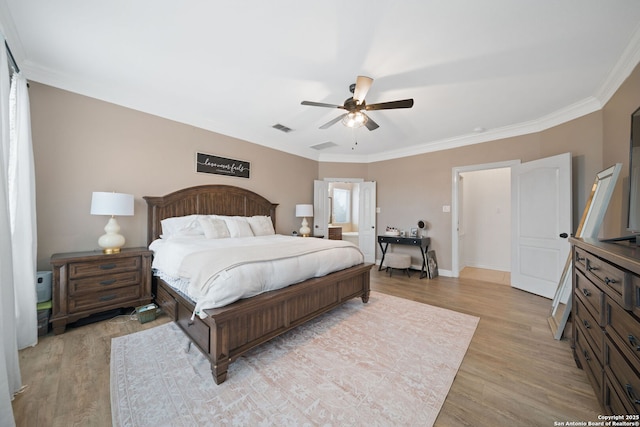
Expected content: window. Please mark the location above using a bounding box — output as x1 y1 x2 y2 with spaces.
333 188 351 223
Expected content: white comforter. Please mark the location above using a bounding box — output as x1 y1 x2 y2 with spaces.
149 235 364 317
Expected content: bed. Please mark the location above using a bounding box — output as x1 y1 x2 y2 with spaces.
144 184 372 384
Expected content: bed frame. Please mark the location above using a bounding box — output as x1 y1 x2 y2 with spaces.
144 185 372 384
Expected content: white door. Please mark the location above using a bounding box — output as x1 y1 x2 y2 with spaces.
359 181 376 263
511 152 571 299
313 180 329 237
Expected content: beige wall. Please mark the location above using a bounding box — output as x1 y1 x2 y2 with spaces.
30 62 639 272
30 83 318 269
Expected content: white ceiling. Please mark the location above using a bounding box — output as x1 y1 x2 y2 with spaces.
2 1 640 163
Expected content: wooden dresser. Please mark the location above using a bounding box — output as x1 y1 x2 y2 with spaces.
50 247 153 334
570 237 640 414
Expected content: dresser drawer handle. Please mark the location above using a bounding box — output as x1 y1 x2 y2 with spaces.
99 294 117 302
582 288 591 297
582 319 591 329
100 279 116 286
576 256 585 262
587 265 598 272
604 277 617 285
99 263 117 270
583 349 591 361
625 384 640 404
629 334 640 351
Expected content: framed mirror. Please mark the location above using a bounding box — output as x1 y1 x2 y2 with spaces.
548 163 622 339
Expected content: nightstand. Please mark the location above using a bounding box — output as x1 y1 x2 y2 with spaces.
50 247 152 334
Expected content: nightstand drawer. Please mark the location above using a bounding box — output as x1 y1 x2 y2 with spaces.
68 285 141 313
68 256 142 278
69 271 141 295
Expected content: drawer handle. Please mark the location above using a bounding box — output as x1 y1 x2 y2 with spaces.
604 277 617 285
582 288 591 297
629 334 640 351
99 294 117 302
582 319 591 329
625 384 640 404
583 349 591 361
576 256 585 262
187 320 194 327
100 279 116 286
99 263 117 270
587 265 598 272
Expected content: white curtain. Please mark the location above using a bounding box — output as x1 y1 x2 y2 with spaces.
0 39 38 426
9 72 37 350
0 39 20 427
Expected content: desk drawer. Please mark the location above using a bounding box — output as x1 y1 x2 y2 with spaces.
68 256 141 278
69 271 140 295
575 269 605 326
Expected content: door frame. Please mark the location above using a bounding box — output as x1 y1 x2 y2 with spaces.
451 159 520 277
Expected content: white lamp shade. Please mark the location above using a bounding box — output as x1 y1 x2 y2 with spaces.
90 192 134 216
295 204 313 217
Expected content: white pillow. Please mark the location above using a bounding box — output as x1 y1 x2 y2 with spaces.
223 216 254 238
247 215 275 236
160 215 204 237
198 216 231 239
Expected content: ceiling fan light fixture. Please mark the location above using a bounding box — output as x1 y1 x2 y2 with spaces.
342 111 368 128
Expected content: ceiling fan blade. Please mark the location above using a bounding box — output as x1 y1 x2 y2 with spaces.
353 76 373 105
364 114 379 131
365 99 414 111
319 113 347 129
301 101 344 109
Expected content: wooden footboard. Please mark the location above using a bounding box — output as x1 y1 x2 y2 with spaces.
154 262 372 384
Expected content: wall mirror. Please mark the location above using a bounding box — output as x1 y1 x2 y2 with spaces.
548 163 622 339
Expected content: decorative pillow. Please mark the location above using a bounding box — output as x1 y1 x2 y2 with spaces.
198 216 230 239
247 215 275 236
223 216 254 238
160 215 204 238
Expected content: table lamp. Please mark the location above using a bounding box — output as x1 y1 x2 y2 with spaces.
295 204 313 237
90 191 134 254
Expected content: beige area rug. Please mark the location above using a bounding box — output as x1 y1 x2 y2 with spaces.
111 292 479 427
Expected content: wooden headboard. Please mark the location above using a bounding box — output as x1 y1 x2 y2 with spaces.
143 185 278 244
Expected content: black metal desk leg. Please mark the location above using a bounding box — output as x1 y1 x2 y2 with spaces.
378 242 389 271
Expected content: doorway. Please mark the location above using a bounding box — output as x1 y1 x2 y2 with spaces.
452 160 519 278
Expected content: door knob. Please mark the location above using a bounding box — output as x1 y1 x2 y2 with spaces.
559 233 568 238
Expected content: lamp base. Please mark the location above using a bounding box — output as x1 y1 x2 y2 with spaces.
98 217 126 254
299 217 311 237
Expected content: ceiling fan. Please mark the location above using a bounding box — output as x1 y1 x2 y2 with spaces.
301 76 414 131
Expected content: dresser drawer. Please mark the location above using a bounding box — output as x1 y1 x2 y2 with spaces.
575 296 603 365
604 374 634 416
69 271 141 295
68 256 142 279
68 285 141 313
584 252 630 309
605 335 640 415
575 324 603 400
574 246 589 273
605 295 640 369
575 269 605 326
633 274 640 319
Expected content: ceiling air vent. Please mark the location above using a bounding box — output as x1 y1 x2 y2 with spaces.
272 123 293 133
310 141 338 150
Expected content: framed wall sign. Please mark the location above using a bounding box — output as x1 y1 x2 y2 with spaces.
196 152 250 179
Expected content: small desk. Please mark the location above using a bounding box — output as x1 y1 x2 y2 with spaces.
378 236 431 279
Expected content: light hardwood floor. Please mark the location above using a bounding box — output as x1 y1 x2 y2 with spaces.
12 268 601 426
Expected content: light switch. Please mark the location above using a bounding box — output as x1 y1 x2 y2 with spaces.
442 205 451 213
